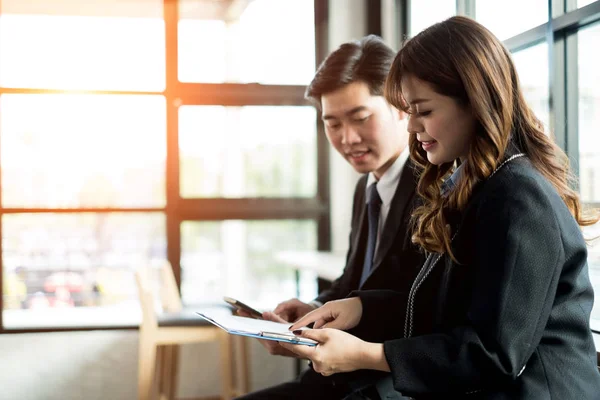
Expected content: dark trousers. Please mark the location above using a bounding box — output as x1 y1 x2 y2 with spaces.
235 367 407 400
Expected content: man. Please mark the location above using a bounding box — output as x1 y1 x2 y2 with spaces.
237 35 425 399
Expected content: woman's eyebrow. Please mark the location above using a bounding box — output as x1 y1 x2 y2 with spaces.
408 98 431 105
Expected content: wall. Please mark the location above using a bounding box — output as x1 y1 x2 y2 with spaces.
327 0 401 252
327 0 367 253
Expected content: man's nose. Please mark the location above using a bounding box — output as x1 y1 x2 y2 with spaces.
340 125 361 145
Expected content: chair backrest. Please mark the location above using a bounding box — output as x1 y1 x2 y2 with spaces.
159 261 182 313
135 261 183 328
134 265 158 328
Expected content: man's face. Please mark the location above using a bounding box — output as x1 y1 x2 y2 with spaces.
321 81 408 179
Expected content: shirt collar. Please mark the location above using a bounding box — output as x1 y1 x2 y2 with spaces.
441 162 466 197
366 146 410 206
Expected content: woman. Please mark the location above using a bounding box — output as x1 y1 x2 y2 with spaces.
282 16 600 399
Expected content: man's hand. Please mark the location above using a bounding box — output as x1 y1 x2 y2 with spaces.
289 297 363 331
273 298 317 322
235 309 260 319
256 312 301 358
236 298 318 358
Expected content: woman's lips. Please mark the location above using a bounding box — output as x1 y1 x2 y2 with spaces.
420 140 437 151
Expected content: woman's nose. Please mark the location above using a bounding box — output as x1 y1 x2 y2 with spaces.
406 114 422 135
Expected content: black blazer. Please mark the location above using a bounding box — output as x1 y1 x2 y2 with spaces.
355 156 600 399
315 160 425 305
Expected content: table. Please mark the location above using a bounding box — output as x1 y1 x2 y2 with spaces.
274 250 346 296
274 251 346 375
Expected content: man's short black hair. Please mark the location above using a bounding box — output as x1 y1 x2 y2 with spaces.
305 35 396 109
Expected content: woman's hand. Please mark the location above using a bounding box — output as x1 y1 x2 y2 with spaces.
289 297 363 331
279 329 389 375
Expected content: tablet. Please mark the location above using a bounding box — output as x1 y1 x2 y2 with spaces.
197 311 318 346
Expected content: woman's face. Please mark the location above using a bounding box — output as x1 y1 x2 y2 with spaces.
401 75 477 165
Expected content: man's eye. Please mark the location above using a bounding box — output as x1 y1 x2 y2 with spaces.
417 110 431 117
354 116 370 123
327 123 341 130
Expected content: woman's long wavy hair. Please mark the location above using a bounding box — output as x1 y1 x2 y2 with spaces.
384 16 599 258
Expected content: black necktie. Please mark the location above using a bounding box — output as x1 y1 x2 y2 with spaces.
359 183 382 287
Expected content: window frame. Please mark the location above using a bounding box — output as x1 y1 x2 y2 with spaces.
0 0 330 333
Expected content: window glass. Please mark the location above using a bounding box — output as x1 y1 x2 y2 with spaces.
178 0 315 85
179 106 317 198
0 94 166 208
410 0 455 36
476 0 548 40
512 43 550 132
2 213 165 328
0 0 164 91
180 220 318 307
577 0 597 8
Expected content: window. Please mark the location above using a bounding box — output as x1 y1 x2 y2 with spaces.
0 0 324 330
409 0 456 36
578 23 600 204
0 0 167 329
175 0 322 313
578 22 600 326
475 0 548 40
180 220 318 308
512 43 551 132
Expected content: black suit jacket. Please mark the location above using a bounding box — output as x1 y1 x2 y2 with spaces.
355 156 600 399
315 159 425 305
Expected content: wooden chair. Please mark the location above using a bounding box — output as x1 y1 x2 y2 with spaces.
135 262 250 400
